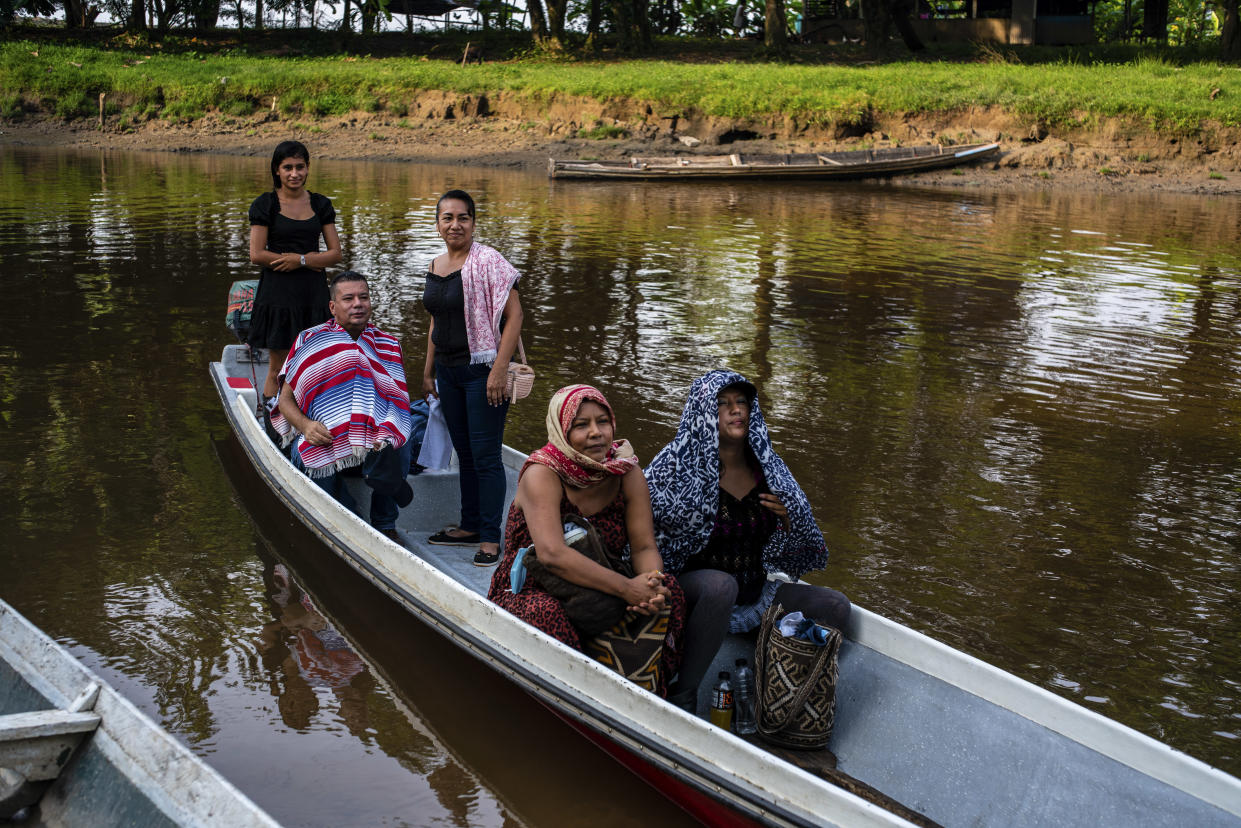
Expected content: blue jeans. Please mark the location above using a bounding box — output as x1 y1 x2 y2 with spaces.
291 440 412 531
436 361 509 545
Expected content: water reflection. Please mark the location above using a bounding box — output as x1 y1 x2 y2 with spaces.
261 562 372 734
0 145 1238 816
255 560 515 827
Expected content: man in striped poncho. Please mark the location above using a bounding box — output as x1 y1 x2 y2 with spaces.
276 271 413 541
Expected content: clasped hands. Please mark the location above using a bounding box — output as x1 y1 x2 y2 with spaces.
625 570 670 615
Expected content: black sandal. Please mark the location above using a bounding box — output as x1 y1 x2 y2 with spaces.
428 528 481 546
473 547 501 567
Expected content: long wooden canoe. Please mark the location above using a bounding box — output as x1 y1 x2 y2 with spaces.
211 344 1241 828
0 598 279 827
548 143 1001 181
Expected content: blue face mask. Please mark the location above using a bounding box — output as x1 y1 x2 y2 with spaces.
511 522 589 593
510 546 530 593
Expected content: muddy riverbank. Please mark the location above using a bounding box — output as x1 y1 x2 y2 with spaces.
5 102 1239 194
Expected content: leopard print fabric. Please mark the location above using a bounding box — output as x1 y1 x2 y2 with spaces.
488 490 684 696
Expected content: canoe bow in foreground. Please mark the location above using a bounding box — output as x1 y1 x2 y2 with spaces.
548 143 1001 181
0 599 279 827
211 345 1241 828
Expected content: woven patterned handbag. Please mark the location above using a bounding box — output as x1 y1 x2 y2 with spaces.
506 337 535 402
583 607 670 694
753 603 843 750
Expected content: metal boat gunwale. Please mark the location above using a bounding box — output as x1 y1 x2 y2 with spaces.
210 361 909 828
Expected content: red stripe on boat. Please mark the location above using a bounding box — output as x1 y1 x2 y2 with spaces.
552 708 764 828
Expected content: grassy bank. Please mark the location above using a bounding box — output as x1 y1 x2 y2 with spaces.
2 37 1238 134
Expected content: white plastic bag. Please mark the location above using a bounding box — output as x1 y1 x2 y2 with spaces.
417 395 453 470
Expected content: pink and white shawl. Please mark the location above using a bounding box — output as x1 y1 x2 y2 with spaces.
460 241 521 365
273 320 412 477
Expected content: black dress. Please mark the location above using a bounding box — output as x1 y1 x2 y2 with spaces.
422 269 471 367
247 190 336 350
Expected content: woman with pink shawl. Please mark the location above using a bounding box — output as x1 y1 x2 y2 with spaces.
421 190 525 566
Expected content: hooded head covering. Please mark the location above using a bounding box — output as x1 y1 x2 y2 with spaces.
524 384 639 488
645 369 827 579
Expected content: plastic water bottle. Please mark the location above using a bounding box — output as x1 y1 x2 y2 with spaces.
709 671 733 730
733 658 757 735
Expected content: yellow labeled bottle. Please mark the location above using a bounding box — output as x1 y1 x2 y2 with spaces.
709 670 733 730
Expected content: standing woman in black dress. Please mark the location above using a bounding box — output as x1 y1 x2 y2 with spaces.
247 141 343 412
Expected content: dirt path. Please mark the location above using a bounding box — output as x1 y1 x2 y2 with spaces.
4 106 1239 195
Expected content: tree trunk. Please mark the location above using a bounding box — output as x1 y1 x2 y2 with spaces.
1143 0 1168 41
586 0 602 33
63 0 84 26
861 0 892 55
1223 0 1241 60
634 0 651 46
129 0 146 29
338 0 350 31
193 0 219 28
889 0 923 50
545 0 567 40
254 0 263 28
526 0 548 40
764 0 786 49
146 0 167 31
611 0 650 49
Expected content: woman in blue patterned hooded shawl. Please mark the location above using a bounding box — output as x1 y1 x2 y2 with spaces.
645 369 850 708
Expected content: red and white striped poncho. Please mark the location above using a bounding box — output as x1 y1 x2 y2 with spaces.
273 320 411 477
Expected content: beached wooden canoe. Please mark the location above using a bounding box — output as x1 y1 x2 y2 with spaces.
211 343 1241 828
548 143 1001 181
0 597 279 827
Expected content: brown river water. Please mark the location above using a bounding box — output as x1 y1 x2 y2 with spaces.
1 145 1239 825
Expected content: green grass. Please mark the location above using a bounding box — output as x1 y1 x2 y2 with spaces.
576 123 627 139
1209 171 1226 179
3 39 1239 132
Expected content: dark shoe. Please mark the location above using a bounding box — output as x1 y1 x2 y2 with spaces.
394 481 414 508
379 528 402 544
428 528 481 546
473 547 501 567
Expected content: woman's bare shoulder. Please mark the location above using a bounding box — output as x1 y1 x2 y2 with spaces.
518 463 560 501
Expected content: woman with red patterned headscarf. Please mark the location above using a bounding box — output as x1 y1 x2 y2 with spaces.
488 385 685 696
